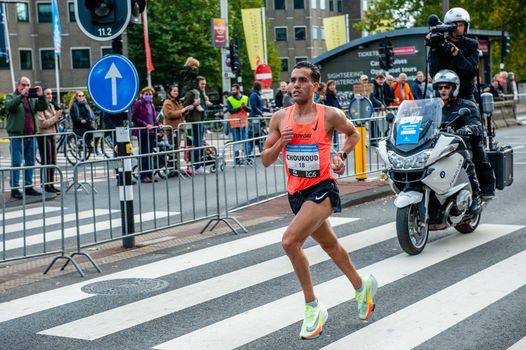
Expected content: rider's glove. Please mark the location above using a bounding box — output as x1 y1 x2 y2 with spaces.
456 126 473 137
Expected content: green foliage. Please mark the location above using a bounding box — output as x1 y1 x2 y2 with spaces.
127 0 282 96
355 0 526 80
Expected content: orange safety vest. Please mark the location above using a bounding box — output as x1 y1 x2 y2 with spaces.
283 104 334 194
227 95 249 128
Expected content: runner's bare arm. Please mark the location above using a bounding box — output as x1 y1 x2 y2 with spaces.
262 110 292 167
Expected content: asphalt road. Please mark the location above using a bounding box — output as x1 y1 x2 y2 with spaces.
0 125 525 349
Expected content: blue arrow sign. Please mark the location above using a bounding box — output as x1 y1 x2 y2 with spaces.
87 54 139 114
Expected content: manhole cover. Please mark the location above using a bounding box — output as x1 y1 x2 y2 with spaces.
81 278 169 296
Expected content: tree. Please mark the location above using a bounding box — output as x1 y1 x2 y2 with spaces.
127 0 282 98
355 0 526 80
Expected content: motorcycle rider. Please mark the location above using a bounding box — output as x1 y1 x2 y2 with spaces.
434 69 482 213
428 7 496 199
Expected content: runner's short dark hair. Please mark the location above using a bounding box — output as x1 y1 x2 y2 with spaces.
293 61 321 83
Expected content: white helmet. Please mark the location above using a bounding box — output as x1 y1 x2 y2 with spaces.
433 69 460 98
444 7 470 33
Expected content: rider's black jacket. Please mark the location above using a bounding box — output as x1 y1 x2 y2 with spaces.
441 97 482 137
429 36 479 100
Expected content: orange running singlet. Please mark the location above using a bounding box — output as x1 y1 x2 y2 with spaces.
283 104 334 194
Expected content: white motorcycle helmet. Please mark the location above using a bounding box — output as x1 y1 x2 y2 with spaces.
433 69 460 98
444 7 470 33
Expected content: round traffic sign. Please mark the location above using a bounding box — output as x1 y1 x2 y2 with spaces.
348 96 374 125
87 54 140 114
255 64 273 89
74 0 131 41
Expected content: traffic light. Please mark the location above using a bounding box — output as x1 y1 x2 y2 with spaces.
378 39 394 71
85 0 116 25
229 41 241 76
130 0 146 25
501 32 510 59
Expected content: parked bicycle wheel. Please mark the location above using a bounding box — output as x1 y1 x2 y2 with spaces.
65 134 91 165
101 135 115 159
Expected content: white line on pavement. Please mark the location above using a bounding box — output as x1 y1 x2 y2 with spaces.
0 217 358 323
151 224 524 350
0 206 62 221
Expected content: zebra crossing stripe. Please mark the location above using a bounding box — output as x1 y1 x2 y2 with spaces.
1 211 177 251
151 224 524 350
321 249 526 350
1 209 118 235
508 336 526 350
0 217 358 323
39 222 395 340
1 206 62 221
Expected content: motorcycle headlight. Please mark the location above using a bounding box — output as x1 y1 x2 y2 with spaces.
388 150 431 169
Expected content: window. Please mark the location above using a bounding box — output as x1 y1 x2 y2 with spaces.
275 27 288 41
275 0 285 10
320 0 326 10
294 26 307 40
19 50 32 70
294 0 305 9
329 0 334 11
40 50 57 70
312 26 318 40
280 58 289 72
0 56 9 70
16 3 29 22
321 27 326 40
68 2 76 22
311 0 317 9
337 0 343 12
101 47 113 57
295 56 308 64
71 49 91 69
38 3 52 23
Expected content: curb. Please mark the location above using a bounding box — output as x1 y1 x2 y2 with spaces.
340 183 393 208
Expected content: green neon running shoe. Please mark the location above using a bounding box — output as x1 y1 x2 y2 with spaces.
299 302 328 340
355 274 378 321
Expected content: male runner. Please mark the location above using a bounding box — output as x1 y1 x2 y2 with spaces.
262 61 377 340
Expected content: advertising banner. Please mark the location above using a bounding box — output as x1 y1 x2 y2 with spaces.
241 8 265 69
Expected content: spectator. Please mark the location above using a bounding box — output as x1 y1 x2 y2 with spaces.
227 84 250 165
181 57 204 112
391 73 414 106
5 76 48 199
314 82 326 104
324 80 342 149
384 74 396 106
131 86 160 183
483 80 504 101
69 90 96 151
248 81 270 157
222 91 231 139
282 82 294 108
499 71 507 90
508 72 519 101
411 71 427 100
36 88 62 193
426 75 434 98
355 74 370 96
274 81 287 108
370 73 389 110
183 76 209 174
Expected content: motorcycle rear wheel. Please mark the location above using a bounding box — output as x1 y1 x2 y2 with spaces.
396 204 429 255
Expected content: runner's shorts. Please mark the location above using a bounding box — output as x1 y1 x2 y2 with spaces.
288 179 341 215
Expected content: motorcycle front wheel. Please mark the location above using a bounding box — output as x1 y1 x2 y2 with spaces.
396 204 429 255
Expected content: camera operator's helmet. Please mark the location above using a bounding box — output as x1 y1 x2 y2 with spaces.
433 69 460 98
444 7 470 33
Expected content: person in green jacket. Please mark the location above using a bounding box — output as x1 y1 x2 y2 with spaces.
5 76 48 199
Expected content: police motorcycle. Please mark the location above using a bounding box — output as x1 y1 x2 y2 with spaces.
378 98 484 255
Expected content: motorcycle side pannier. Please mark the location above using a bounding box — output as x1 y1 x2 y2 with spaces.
487 145 513 190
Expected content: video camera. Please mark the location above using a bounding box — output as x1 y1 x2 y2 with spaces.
426 14 457 49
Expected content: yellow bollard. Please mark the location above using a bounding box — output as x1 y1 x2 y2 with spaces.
354 125 367 180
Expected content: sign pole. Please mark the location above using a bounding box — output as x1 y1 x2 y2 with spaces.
112 36 135 249
220 0 231 95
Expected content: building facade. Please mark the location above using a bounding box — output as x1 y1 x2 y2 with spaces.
266 0 362 82
0 1 128 94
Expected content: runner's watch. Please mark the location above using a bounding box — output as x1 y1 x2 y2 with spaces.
337 151 347 160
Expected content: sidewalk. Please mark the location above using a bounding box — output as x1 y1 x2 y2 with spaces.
0 177 392 293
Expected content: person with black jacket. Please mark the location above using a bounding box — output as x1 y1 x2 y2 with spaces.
434 70 483 213
428 7 478 102
370 73 393 110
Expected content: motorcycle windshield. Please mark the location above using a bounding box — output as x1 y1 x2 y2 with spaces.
389 98 443 152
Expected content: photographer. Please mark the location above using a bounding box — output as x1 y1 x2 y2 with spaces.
427 8 478 102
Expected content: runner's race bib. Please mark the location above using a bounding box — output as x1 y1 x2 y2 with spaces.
286 144 320 178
